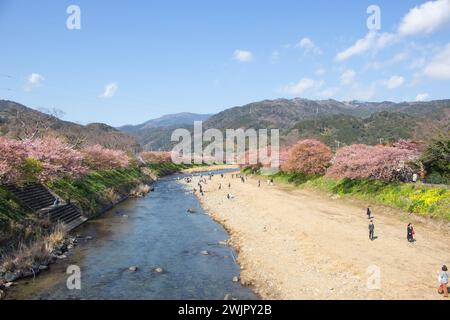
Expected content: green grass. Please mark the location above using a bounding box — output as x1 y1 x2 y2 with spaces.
259 171 450 220
146 162 191 177
0 187 30 227
46 166 146 215
47 163 191 215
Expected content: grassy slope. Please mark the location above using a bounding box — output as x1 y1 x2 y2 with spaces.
0 162 190 258
147 162 192 177
47 162 190 216
254 170 450 220
0 187 30 227
46 167 145 216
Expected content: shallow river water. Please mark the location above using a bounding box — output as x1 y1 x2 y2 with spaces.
7 171 258 300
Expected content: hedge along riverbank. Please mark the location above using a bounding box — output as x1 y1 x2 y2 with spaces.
254 171 450 220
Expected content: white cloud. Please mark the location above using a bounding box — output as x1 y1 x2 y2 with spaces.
25 73 44 91
100 82 118 98
315 67 326 76
415 93 430 101
295 37 322 55
233 50 253 62
336 0 450 62
366 52 409 70
281 78 324 95
409 57 427 70
383 75 405 89
344 84 376 101
424 43 450 79
319 87 339 98
340 69 356 86
335 31 396 61
398 0 450 36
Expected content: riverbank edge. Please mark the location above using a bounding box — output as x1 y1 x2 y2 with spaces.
181 164 239 174
0 163 191 299
179 175 273 300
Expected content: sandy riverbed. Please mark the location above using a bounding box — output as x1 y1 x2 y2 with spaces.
181 172 450 300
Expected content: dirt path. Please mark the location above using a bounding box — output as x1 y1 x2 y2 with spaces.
182 173 449 300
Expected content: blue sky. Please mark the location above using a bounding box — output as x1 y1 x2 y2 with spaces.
0 0 450 126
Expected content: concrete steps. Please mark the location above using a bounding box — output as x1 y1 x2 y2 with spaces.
4 183 56 211
4 183 87 231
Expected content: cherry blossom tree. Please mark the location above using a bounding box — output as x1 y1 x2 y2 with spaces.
0 137 28 184
326 144 419 182
25 137 87 182
82 144 130 170
139 151 172 164
281 139 332 176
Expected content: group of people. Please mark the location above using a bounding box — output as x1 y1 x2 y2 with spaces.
186 171 448 298
367 206 448 298
366 206 415 242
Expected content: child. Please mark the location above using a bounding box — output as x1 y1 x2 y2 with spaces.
438 265 449 298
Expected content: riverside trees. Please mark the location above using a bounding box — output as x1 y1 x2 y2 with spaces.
326 143 420 182
0 136 132 185
281 139 332 176
279 139 428 183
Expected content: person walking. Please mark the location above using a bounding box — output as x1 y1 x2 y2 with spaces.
228 183 231 189
407 223 415 242
367 206 372 219
258 180 261 187
438 265 449 298
369 220 375 241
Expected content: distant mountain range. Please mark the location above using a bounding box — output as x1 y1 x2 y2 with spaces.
2 98 449 152
0 100 140 152
118 98 450 150
119 112 212 133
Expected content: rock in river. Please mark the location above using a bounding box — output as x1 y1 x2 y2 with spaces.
4 272 19 282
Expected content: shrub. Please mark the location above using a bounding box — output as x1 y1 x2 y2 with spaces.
421 135 450 183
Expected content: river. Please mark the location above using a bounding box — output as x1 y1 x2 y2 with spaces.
7 170 258 300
